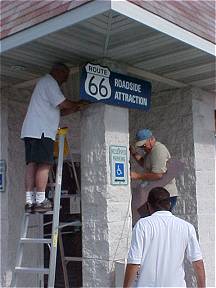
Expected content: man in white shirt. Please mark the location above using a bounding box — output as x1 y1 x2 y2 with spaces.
21 63 88 213
123 187 205 288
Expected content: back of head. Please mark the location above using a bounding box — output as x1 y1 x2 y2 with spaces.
147 187 171 211
50 63 69 74
50 63 69 84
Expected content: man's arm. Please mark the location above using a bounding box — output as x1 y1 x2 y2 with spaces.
123 264 140 288
59 99 89 116
192 260 206 288
130 145 144 166
130 145 164 180
131 171 164 181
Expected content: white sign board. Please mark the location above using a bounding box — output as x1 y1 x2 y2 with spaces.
110 146 128 185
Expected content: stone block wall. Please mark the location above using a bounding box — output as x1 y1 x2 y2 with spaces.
0 82 82 287
0 88 9 288
0 87 43 287
192 88 215 287
130 87 197 222
129 86 215 287
81 104 131 287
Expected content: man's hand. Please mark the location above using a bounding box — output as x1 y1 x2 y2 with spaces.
59 99 90 116
129 145 136 155
131 171 142 180
123 264 140 287
77 100 90 111
131 171 164 181
130 145 143 163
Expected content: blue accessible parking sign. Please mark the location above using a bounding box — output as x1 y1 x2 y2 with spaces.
110 146 128 185
115 163 124 177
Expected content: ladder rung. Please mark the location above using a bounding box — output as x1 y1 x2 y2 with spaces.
20 238 52 244
15 267 49 274
64 256 82 262
43 210 54 215
59 221 81 229
24 210 54 215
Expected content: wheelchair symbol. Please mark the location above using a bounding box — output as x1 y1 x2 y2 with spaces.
115 163 124 177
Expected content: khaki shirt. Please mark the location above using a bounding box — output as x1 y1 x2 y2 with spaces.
143 142 178 197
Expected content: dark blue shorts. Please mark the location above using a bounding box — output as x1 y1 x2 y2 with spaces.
24 134 54 165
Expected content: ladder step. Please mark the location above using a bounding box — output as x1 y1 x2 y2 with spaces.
24 210 54 215
15 267 49 274
20 238 52 244
44 210 54 215
59 220 81 229
64 256 82 262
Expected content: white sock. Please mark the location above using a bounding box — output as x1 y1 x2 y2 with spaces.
26 191 35 204
36 192 46 204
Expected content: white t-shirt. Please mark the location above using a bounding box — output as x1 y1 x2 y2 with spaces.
21 74 65 140
127 211 202 287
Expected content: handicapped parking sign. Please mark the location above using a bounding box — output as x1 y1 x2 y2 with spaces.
110 146 128 185
115 163 124 177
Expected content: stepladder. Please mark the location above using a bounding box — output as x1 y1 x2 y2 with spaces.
11 127 82 288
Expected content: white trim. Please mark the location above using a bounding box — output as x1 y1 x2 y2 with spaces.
1 0 215 56
0 0 111 53
111 0 216 56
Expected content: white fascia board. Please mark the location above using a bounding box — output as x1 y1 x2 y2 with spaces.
111 0 216 56
0 0 111 54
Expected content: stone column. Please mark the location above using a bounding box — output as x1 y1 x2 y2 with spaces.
81 104 131 287
0 88 9 287
129 87 215 287
192 88 215 287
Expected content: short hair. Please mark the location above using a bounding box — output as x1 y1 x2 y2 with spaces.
147 187 171 211
50 63 69 73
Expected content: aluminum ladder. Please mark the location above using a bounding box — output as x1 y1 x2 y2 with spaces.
11 127 75 288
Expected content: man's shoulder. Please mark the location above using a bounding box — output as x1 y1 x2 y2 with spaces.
150 142 170 158
172 215 195 229
39 74 52 83
154 141 169 151
136 216 152 227
145 212 192 225
137 213 195 233
37 74 55 85
137 213 166 225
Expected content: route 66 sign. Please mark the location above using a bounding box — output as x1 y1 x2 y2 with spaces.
84 63 111 100
80 62 151 110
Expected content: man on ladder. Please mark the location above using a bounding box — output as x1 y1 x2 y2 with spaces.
12 126 77 288
21 63 88 213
